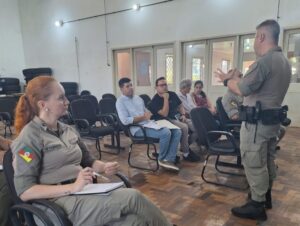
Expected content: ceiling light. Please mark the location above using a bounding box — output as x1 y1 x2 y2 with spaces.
132 3 140 11
189 45 193 48
54 20 64 27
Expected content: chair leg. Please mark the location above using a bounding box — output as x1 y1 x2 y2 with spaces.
201 154 248 190
215 155 245 176
128 143 159 172
103 132 125 154
96 139 101 159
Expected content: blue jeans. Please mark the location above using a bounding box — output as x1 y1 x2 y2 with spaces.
135 127 181 162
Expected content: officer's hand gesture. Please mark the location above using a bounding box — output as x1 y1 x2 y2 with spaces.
72 167 94 193
215 68 233 82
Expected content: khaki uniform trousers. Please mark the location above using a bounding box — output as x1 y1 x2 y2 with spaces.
240 122 279 202
53 188 172 226
0 172 13 226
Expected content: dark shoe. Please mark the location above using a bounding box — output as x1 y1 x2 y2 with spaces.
247 189 272 209
231 200 267 221
175 155 180 164
183 150 200 162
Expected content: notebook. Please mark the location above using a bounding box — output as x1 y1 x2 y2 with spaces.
0 164 3 171
73 182 124 195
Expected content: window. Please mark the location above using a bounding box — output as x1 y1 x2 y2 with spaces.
134 48 152 86
165 54 174 84
241 36 256 74
284 29 300 83
183 42 206 82
114 49 132 79
211 39 235 86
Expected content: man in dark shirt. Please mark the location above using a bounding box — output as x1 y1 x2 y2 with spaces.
149 77 200 162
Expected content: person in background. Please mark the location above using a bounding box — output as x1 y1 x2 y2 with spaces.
177 79 196 117
0 136 13 226
191 80 217 115
116 77 181 172
149 77 200 162
11 76 173 226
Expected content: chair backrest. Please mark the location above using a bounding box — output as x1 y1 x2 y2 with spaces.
67 94 81 103
190 107 221 146
102 93 117 101
99 98 117 115
70 99 97 125
81 94 100 115
3 149 23 204
139 94 151 108
0 96 20 121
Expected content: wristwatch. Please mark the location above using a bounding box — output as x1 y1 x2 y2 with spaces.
223 78 231 87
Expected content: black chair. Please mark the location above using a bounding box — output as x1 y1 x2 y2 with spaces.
70 99 121 159
102 93 117 101
81 94 100 115
3 149 132 226
216 97 241 133
190 107 247 190
118 117 159 172
139 94 151 109
98 98 125 152
0 95 20 137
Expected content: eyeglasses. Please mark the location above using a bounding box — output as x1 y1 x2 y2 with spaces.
157 83 167 87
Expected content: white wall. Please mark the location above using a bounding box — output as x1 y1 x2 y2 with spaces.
0 0 25 81
17 0 300 125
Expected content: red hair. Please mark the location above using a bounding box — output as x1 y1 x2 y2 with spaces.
14 76 56 134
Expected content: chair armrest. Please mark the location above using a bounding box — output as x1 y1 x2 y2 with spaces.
74 119 90 135
98 113 116 127
0 112 12 122
32 199 72 226
207 130 238 149
128 124 147 141
10 203 55 226
115 172 132 188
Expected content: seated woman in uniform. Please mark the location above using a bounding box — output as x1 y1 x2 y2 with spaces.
11 76 172 226
191 80 217 115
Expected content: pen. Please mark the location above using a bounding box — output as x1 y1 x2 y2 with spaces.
93 172 110 181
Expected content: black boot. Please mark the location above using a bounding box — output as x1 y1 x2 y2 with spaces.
247 189 272 209
231 200 267 221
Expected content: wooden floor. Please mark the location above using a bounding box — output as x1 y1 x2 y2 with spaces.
3 125 300 226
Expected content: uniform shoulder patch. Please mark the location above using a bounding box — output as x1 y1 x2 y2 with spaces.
18 147 35 163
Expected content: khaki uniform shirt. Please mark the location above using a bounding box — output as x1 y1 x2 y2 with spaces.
11 116 96 196
238 47 291 109
222 89 243 118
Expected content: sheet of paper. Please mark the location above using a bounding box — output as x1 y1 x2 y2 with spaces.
73 182 124 195
143 120 163 130
0 165 3 171
155 119 180 129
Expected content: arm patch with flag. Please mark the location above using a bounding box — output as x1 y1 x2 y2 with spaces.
18 147 35 163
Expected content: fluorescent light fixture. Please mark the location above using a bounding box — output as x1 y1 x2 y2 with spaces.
54 20 64 27
189 45 193 48
132 3 140 10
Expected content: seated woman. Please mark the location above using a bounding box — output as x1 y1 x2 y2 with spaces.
0 136 13 226
11 76 172 226
191 80 217 114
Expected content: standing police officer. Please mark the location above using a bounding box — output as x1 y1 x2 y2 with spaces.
215 19 291 221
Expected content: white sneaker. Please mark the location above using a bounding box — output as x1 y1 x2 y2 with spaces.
158 160 179 172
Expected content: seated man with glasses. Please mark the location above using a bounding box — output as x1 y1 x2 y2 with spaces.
116 77 182 172
148 77 200 162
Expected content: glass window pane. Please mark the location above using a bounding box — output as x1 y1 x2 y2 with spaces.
135 49 152 86
287 33 300 83
156 47 174 84
115 51 131 79
184 44 206 82
165 54 174 84
242 37 256 74
211 40 235 86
